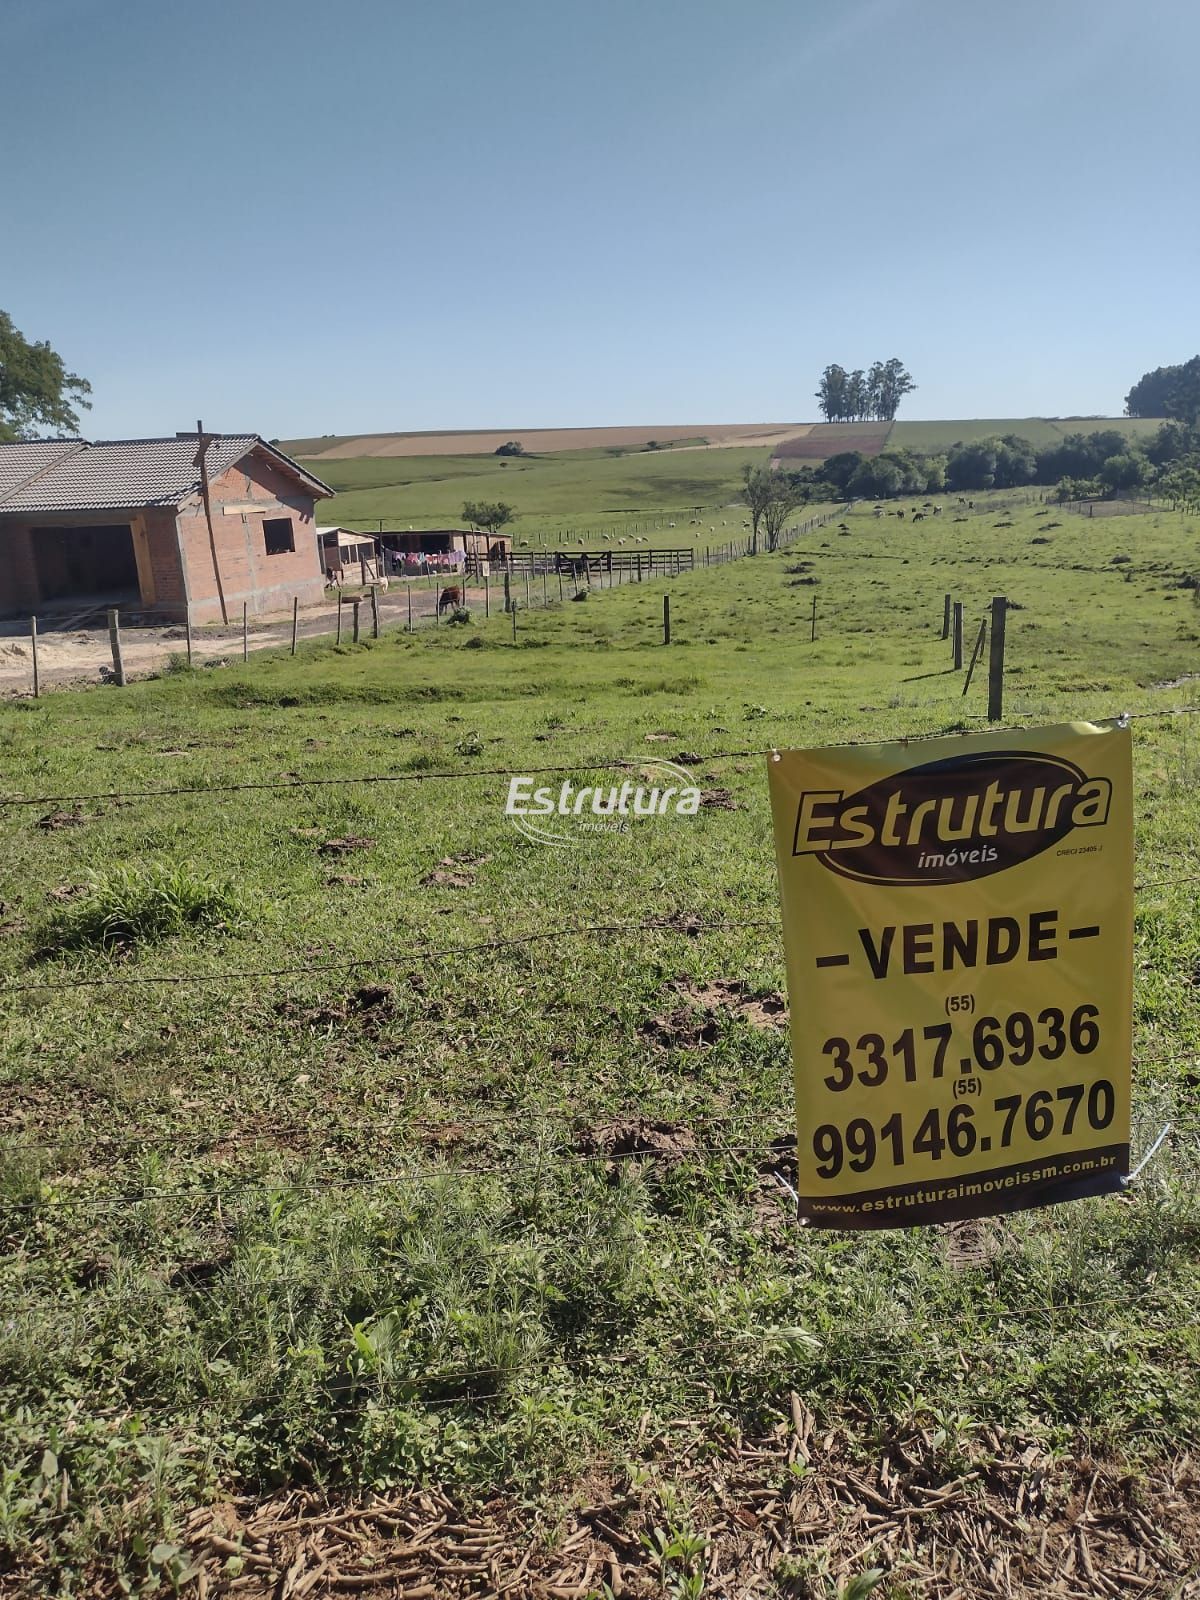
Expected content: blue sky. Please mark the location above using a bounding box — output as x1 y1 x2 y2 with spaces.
3 0 1197 438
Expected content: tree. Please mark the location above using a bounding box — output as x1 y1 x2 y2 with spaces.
462 500 516 539
741 464 778 554
875 357 916 421
816 451 865 495
0 311 92 441
815 358 915 422
762 474 806 551
1126 357 1200 423
494 440 525 456
1098 452 1149 495
815 364 849 423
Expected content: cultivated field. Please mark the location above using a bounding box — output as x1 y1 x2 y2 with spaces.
288 424 813 461
2 494 1199 1596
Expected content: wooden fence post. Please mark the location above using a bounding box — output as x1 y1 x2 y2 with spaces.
242 601 249 662
485 572 490 617
557 568 563 602
942 593 951 640
663 594 671 645
952 601 963 670
336 598 343 645
30 616 39 699
186 610 193 668
407 584 413 633
511 602 518 642
370 585 379 639
351 597 361 644
987 596 1007 721
524 569 531 609
503 570 511 613
962 618 987 696
107 608 125 686
291 596 299 656
811 594 817 642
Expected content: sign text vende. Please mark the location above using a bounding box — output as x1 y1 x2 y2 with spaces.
768 723 1133 1228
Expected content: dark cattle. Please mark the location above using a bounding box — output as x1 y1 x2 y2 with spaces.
438 585 462 614
895 509 905 518
912 512 926 522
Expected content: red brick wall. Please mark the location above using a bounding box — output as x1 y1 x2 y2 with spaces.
176 449 327 623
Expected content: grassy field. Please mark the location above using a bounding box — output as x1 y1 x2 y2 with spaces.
2 493 1200 1594
294 421 1170 549
887 417 1163 451
299 443 772 548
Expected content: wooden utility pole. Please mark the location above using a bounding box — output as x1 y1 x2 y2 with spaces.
107 608 126 685
987 596 1007 721
194 420 229 625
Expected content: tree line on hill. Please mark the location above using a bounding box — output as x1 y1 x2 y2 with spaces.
815 359 916 423
784 418 1200 513
1125 356 1200 423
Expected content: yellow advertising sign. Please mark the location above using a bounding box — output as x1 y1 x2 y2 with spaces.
768 722 1133 1228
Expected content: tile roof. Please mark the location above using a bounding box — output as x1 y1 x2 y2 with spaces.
0 435 333 514
0 440 84 502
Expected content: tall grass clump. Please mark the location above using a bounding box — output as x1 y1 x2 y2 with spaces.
40 862 247 954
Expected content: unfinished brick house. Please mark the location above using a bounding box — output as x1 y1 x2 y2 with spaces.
0 434 334 624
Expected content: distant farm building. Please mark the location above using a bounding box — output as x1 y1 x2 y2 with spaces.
379 528 510 571
0 434 333 623
318 527 380 582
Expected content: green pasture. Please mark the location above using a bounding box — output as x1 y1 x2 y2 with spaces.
888 416 1163 451
301 443 771 548
1 492 1199 1589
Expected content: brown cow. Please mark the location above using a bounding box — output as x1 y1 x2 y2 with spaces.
438 585 462 614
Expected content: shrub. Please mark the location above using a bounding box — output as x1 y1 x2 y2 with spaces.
41 862 247 954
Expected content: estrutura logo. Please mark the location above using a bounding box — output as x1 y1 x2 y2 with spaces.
505 759 701 847
790 749 1113 885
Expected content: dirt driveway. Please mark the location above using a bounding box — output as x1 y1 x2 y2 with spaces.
0 582 451 695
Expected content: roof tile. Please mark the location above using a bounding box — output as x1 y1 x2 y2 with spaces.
0 436 332 513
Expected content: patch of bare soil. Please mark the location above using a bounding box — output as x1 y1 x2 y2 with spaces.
575 1117 697 1166
698 787 739 811
420 852 489 889
317 835 376 856
642 978 788 1048
164 1432 1200 1600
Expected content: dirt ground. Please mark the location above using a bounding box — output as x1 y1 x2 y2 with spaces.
300 423 814 459
0 583 447 695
